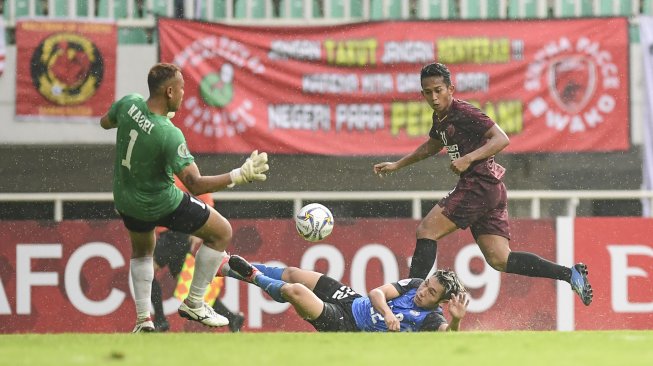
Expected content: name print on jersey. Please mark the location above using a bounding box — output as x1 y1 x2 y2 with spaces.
127 104 155 134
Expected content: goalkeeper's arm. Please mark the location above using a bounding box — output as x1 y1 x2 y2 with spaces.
177 150 269 195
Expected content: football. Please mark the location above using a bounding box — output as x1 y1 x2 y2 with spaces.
295 203 334 242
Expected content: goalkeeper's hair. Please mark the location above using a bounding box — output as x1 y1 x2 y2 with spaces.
148 63 182 95
420 62 452 86
432 269 466 301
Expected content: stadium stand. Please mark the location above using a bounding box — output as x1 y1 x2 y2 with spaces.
0 0 647 46
507 0 546 18
3 0 653 33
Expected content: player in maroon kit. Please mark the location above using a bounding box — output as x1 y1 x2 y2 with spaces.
373 62 592 306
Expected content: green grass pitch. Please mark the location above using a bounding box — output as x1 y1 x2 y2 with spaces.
1 331 651 366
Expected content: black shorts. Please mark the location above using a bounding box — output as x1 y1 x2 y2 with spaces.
154 230 190 278
119 192 211 234
307 275 362 332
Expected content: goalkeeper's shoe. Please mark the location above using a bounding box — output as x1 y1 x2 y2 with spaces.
132 318 155 333
570 263 593 306
178 301 229 327
228 255 261 283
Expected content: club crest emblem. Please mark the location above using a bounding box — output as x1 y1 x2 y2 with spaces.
30 33 103 105
174 35 265 139
525 37 620 133
548 56 596 114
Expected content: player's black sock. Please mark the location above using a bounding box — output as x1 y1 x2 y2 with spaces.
212 299 236 320
151 278 165 321
505 251 571 281
408 238 437 279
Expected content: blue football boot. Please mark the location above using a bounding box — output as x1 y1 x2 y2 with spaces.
570 263 593 306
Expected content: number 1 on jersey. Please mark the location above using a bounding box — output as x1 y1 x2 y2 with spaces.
121 129 139 170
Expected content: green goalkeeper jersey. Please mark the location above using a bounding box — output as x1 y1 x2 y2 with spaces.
109 93 194 221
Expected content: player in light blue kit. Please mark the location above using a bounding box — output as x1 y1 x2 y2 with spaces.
220 255 469 332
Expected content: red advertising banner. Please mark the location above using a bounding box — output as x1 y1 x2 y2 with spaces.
0 219 557 333
158 17 629 155
15 19 117 121
573 218 653 330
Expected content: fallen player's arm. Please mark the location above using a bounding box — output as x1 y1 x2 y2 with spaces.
369 284 401 331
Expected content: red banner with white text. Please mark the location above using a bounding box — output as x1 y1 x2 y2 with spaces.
572 218 653 330
15 19 117 122
158 17 629 155
0 219 558 333
2 217 650 333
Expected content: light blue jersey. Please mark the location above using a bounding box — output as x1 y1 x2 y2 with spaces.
351 278 446 332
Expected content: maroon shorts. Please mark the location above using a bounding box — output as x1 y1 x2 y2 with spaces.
437 177 511 240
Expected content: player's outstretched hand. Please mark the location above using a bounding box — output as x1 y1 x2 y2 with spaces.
373 162 399 178
244 150 269 182
229 150 270 186
448 292 470 320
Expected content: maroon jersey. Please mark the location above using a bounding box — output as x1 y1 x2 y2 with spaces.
428 99 505 182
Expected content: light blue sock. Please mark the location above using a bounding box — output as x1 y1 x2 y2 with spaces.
253 263 285 280
253 274 287 303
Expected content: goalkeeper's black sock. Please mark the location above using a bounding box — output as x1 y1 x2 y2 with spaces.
506 251 571 282
408 238 437 279
150 278 165 321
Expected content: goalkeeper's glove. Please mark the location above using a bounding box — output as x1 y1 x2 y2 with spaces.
228 150 269 187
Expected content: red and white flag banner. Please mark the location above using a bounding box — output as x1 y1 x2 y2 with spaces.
15 19 117 122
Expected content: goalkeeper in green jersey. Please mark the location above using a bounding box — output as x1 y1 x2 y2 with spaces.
101 63 269 332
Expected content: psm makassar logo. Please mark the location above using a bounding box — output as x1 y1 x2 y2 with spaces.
30 33 103 105
524 37 620 133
